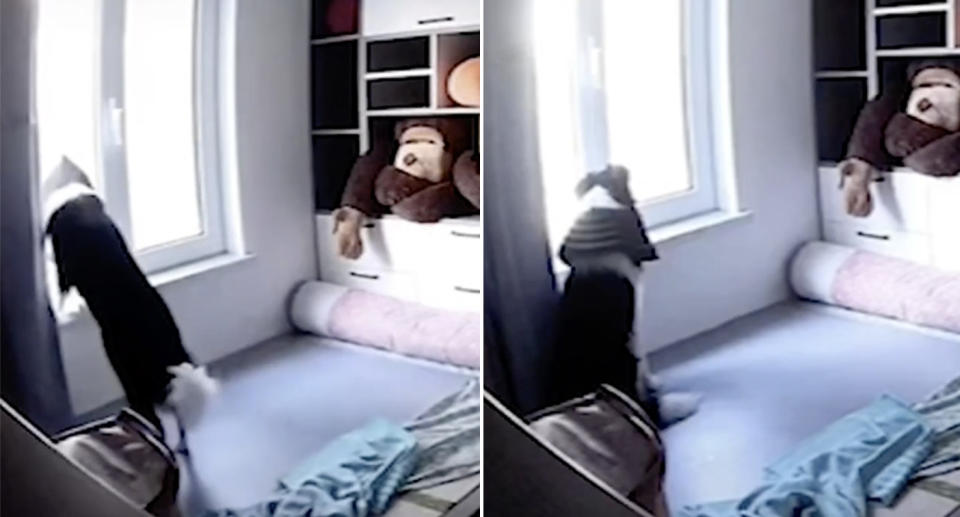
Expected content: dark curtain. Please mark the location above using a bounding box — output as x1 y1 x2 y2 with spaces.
483 0 559 416
1 0 73 435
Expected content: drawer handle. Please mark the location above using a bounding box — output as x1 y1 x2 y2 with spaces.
363 222 376 229
454 286 481 295
451 230 480 239
349 272 380 280
873 176 885 183
856 231 890 241
418 16 454 25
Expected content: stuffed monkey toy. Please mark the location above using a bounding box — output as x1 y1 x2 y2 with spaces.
333 118 480 259
840 59 960 217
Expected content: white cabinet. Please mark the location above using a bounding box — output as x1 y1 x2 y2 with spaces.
316 214 481 312
362 0 480 37
817 166 959 272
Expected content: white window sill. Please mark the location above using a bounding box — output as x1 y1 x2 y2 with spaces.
647 209 753 246
54 252 254 328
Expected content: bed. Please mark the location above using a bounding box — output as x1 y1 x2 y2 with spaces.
652 301 960 513
177 334 479 516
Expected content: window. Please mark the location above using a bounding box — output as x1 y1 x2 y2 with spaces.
534 0 722 250
36 0 228 273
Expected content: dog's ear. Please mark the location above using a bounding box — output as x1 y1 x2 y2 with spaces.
574 173 599 198
574 165 636 206
600 165 636 206
609 164 630 184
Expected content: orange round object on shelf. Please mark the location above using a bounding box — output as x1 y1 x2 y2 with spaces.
447 57 481 108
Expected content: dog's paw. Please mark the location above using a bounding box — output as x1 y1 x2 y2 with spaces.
645 373 665 392
658 391 702 426
166 363 219 431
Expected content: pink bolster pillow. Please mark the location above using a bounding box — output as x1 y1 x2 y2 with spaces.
790 241 960 333
289 281 480 368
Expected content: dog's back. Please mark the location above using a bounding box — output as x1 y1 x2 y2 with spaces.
551 268 660 418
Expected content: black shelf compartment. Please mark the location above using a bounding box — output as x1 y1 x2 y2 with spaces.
814 0 866 71
367 37 430 73
815 78 868 162
311 41 359 129
879 55 960 91
876 13 947 49
367 114 480 156
876 0 947 7
367 77 431 110
312 134 360 211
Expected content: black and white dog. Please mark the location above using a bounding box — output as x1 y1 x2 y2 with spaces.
42 158 217 446
552 165 699 426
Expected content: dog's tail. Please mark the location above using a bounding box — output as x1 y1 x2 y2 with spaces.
164 363 219 432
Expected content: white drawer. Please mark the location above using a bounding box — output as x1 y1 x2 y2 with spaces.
376 217 435 272
432 220 481 272
818 167 930 233
363 0 480 37
823 221 931 264
316 215 434 274
930 177 960 272
316 214 391 273
419 280 481 313
323 267 420 303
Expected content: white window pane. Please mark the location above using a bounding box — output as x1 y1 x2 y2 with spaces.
124 0 203 251
603 0 692 204
36 0 99 187
533 0 584 252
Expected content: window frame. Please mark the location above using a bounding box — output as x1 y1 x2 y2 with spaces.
535 0 723 238
635 0 719 227
96 0 227 274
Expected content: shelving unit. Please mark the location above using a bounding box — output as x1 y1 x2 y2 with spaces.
814 0 959 163
309 0 481 212
812 0 960 272
307 0 483 315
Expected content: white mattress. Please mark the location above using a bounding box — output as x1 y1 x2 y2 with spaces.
178 335 475 514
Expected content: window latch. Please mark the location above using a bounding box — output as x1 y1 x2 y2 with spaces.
107 97 125 146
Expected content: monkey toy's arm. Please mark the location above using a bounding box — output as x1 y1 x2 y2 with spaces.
838 88 907 217
333 145 392 259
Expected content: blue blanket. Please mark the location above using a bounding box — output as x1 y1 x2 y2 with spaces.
207 419 417 517
402 377 481 491
679 395 933 517
912 375 960 479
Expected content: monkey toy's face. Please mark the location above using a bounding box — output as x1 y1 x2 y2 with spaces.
906 67 960 132
393 126 452 183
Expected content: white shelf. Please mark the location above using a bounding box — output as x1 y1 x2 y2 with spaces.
366 107 479 117
815 70 870 79
873 3 948 16
311 34 360 45
311 128 361 136
362 25 482 43
315 212 480 225
875 46 960 57
365 68 432 80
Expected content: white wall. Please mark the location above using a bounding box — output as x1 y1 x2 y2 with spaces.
59 0 315 415
638 0 819 350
